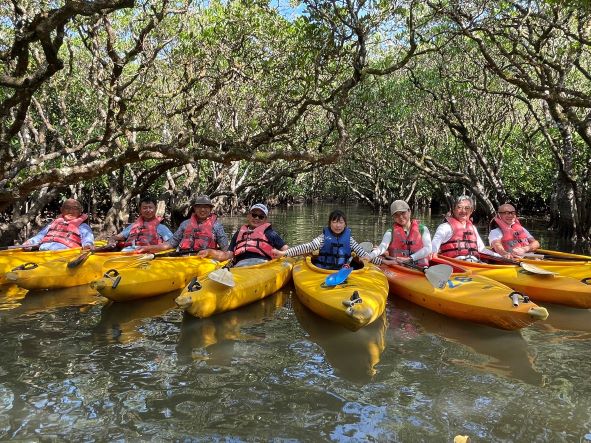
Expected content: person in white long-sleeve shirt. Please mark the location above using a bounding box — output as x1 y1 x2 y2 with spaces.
431 195 497 262
367 200 432 267
488 203 540 258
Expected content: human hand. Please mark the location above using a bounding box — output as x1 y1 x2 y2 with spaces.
510 247 527 257
197 249 210 258
272 248 285 258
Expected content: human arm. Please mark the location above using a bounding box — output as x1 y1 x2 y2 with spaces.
22 224 50 246
272 234 323 258
365 230 392 260
79 223 95 249
431 223 452 255
409 225 432 261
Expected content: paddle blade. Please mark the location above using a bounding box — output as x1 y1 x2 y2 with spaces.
325 266 352 286
209 268 235 287
424 264 453 289
519 262 557 275
67 251 92 269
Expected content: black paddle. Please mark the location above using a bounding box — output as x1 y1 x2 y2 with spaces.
0 245 39 252
67 244 118 269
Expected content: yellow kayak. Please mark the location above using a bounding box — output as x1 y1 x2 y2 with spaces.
90 254 222 302
175 258 293 318
382 260 548 330
292 257 388 331
5 250 140 290
441 255 591 308
0 248 83 286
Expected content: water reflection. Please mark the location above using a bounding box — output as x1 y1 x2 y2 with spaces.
292 296 387 384
7 285 101 317
94 291 178 344
390 298 544 386
0 284 28 311
176 289 288 365
537 304 591 337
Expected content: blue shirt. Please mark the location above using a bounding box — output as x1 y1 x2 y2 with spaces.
117 222 174 252
169 219 229 251
26 223 95 250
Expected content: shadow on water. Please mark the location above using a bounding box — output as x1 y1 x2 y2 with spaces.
176 289 288 366
94 291 178 344
389 297 544 386
536 303 591 338
292 296 388 384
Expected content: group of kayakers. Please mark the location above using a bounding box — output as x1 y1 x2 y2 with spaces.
18 193 540 270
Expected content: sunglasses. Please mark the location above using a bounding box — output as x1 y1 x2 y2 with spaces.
499 211 516 215
250 212 266 220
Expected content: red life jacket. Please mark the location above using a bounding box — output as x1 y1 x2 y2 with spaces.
233 223 274 259
124 216 163 246
493 216 530 251
387 219 427 266
178 214 218 252
41 214 88 248
439 216 480 258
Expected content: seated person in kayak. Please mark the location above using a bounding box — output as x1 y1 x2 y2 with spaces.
272 209 375 269
366 199 432 267
489 203 540 259
203 203 289 267
431 195 497 262
108 196 174 252
22 198 95 251
137 195 229 259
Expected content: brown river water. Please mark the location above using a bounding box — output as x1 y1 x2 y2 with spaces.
0 203 590 441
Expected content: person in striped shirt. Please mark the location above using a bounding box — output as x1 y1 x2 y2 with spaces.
272 209 378 269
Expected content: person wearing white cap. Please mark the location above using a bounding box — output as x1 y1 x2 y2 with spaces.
431 195 496 261
138 194 229 259
366 200 432 267
214 203 288 267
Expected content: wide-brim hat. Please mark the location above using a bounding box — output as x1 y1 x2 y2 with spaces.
191 195 214 206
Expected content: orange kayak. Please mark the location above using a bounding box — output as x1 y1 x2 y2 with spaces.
381 259 548 330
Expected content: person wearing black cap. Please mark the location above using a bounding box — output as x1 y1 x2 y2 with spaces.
207 203 288 267
366 199 432 267
137 195 229 258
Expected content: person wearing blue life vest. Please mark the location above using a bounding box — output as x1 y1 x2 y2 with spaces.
272 209 376 269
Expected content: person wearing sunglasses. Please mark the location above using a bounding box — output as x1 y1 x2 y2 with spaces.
489 203 540 258
22 198 95 251
431 195 496 262
138 194 229 259
215 203 289 267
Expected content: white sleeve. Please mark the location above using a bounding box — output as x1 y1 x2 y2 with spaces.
369 230 392 259
488 228 502 245
431 223 452 253
410 226 432 261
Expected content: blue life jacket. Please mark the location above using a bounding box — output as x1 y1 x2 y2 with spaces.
315 227 351 269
